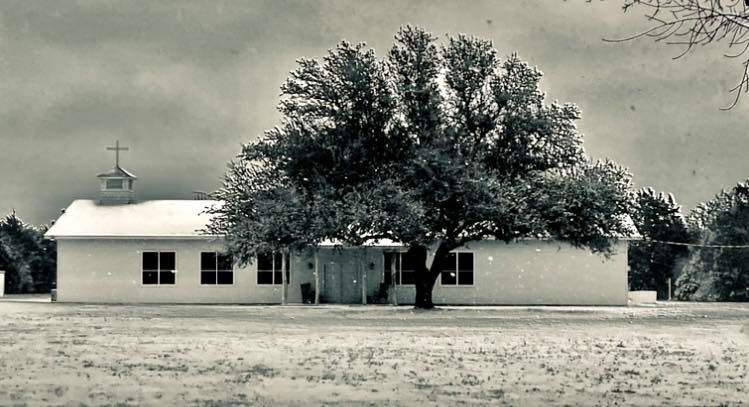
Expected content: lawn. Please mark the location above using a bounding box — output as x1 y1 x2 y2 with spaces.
0 300 747 406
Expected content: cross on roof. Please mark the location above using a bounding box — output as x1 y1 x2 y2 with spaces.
106 140 129 167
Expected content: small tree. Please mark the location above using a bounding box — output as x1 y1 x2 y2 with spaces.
675 180 749 301
628 188 690 299
210 26 636 308
0 211 56 294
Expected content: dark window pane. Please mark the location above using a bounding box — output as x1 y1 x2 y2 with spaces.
437 253 457 273
383 253 393 285
383 253 393 271
217 254 233 271
217 271 233 285
458 252 474 271
257 271 273 285
401 252 418 271
401 270 416 285
160 252 176 271
441 270 457 285
273 253 283 271
201 271 216 285
160 270 175 285
274 270 282 284
257 253 273 271
285 254 290 272
459 270 474 286
128 180 133 190
143 252 158 270
106 179 123 189
201 252 216 271
286 270 291 284
142 271 158 285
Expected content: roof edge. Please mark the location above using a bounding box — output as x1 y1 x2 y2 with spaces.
46 234 224 240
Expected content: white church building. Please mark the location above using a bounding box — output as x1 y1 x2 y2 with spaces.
45 142 631 305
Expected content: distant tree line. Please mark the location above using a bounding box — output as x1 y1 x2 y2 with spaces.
630 180 749 301
0 211 56 294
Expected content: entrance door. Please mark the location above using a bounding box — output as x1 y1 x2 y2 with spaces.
323 261 361 303
323 263 343 303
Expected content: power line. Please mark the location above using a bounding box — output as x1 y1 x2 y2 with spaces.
637 239 749 249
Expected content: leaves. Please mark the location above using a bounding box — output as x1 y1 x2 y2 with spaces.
208 26 635 277
0 211 56 293
628 188 690 299
676 179 749 301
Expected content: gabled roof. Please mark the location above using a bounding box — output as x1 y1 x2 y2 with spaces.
44 199 640 241
45 200 221 239
97 165 137 179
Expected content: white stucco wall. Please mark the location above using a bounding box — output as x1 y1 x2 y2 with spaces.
294 240 628 306
56 238 305 304
403 240 628 305
56 238 628 305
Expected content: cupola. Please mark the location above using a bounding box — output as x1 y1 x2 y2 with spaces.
97 140 137 205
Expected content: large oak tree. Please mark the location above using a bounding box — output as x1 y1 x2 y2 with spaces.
208 26 635 308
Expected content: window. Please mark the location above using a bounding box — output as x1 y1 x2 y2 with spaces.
142 252 176 285
440 252 474 286
257 252 290 285
128 179 133 190
200 252 233 285
106 179 123 190
383 252 417 285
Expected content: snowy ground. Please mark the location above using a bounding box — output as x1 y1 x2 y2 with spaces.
0 300 747 406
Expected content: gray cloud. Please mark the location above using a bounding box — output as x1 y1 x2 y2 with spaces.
1 0 748 224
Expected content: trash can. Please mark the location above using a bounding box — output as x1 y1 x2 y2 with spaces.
0 270 5 297
300 283 314 304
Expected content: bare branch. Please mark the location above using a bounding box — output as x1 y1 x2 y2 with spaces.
614 0 749 108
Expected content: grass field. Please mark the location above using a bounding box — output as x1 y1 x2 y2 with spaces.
0 299 747 406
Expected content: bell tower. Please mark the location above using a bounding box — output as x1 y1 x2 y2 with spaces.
97 140 137 205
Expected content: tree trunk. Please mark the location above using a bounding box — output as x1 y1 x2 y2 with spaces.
410 243 451 309
414 274 437 309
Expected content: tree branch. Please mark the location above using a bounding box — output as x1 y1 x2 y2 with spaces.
613 0 749 108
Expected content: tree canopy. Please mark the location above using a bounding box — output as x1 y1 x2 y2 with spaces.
208 26 636 308
0 211 56 294
628 188 691 299
675 180 749 301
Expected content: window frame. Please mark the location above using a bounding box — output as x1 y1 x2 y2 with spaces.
141 251 177 286
105 178 124 190
383 251 416 286
200 251 235 286
438 251 475 287
256 252 291 286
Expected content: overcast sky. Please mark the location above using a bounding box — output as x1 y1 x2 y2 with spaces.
1 0 748 225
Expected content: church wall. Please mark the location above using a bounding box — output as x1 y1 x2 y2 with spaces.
292 240 628 306
55 238 628 305
56 238 303 304
391 240 629 305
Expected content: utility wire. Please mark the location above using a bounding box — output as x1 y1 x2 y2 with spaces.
637 239 749 249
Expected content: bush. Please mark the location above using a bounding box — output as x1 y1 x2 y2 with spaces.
0 211 56 294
